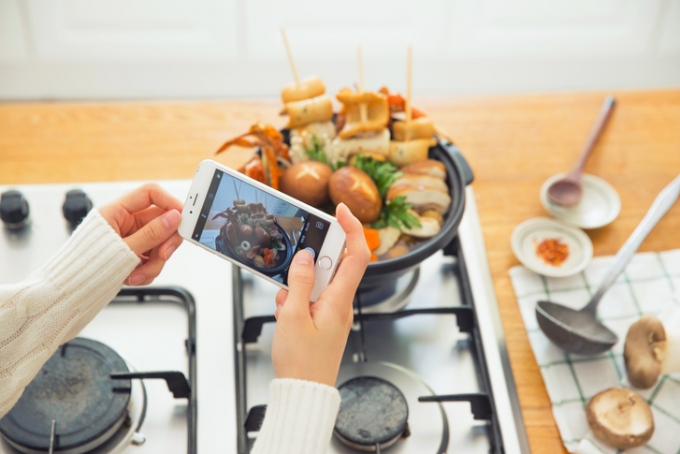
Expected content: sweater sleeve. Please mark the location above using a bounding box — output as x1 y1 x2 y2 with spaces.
251 378 341 454
0 209 140 418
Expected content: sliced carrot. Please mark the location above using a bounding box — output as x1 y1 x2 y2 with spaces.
370 252 378 262
363 227 381 252
263 248 275 268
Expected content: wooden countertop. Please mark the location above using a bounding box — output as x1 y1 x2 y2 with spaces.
2 90 679 453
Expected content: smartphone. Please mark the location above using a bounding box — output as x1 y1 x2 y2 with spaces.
179 160 346 302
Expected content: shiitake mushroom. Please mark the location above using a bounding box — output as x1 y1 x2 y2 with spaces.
254 226 271 248
329 167 381 223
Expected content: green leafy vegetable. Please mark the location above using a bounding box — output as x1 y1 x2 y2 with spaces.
373 196 421 230
305 136 328 164
352 155 402 198
305 136 344 171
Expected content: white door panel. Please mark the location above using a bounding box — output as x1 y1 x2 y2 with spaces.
0 0 678 99
0 0 28 60
25 0 239 60
245 0 447 59
447 0 664 57
658 0 680 54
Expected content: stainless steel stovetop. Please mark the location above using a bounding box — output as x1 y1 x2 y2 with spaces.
0 181 528 453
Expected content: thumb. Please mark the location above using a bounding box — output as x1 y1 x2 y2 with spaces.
124 209 181 255
284 249 315 315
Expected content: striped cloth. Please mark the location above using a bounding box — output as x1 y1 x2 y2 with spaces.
510 249 680 453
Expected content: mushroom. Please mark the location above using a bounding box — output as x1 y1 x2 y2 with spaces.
586 387 654 449
400 160 446 180
402 212 441 239
386 185 451 214
624 314 680 389
372 226 401 257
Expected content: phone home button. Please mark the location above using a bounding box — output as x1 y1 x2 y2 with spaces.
318 256 332 270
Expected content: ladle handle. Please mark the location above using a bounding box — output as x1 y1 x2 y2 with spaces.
572 96 616 176
585 173 680 313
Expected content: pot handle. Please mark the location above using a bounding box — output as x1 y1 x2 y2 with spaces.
439 140 474 186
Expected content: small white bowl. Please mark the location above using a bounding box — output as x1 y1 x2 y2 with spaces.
511 218 593 277
540 173 621 229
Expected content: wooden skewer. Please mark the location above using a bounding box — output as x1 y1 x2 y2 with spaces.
357 45 368 123
405 45 413 141
281 28 300 86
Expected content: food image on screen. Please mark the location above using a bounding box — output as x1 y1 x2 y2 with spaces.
193 170 329 285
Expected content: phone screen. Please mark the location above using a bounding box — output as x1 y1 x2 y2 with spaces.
191 169 331 285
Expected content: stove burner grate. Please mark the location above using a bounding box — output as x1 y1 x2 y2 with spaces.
334 376 409 452
0 338 132 454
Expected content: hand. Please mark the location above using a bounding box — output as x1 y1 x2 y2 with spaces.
271 203 370 386
98 183 184 286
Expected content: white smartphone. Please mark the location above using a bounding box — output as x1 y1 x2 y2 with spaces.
179 160 346 302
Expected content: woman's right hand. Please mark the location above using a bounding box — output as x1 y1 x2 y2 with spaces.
271 203 370 387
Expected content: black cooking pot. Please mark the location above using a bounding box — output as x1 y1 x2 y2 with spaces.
278 128 474 292
358 139 473 291
215 220 295 277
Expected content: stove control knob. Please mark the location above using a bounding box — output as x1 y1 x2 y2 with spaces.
0 190 30 229
62 189 93 227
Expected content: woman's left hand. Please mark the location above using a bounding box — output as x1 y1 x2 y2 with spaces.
98 183 184 286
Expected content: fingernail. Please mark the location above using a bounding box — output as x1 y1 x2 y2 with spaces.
164 246 176 260
162 210 181 229
128 273 145 286
294 249 313 266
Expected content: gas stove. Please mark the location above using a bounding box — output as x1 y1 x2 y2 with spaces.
0 180 528 453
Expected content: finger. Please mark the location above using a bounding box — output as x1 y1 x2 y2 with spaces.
282 249 315 316
323 203 370 300
275 289 288 308
126 247 166 286
117 183 183 214
132 206 167 230
158 232 183 261
274 289 288 320
123 209 181 256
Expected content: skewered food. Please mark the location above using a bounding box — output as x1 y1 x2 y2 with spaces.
388 138 436 167
329 128 390 164
213 46 456 263
281 76 326 103
336 89 390 139
379 86 427 119
281 96 334 129
392 117 436 141
329 167 382 223
280 161 333 208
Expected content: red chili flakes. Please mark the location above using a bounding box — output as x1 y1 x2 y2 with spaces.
535 238 569 266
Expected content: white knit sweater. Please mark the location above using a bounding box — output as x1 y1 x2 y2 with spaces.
0 210 340 453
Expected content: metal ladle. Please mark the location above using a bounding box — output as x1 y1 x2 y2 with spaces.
537 173 680 355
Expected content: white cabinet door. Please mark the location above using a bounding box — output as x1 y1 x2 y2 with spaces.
0 0 678 99
0 0 28 60
26 0 238 60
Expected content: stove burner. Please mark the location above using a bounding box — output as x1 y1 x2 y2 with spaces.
334 376 409 452
0 338 132 454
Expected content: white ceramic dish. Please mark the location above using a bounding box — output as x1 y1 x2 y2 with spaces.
511 218 593 277
540 173 621 229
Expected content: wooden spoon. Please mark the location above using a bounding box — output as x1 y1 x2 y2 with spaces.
547 96 616 207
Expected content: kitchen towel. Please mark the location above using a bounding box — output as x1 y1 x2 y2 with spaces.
510 249 680 454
